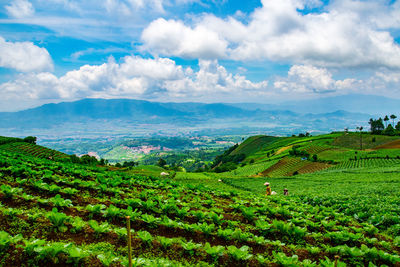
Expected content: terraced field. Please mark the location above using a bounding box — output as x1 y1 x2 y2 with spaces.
1 149 400 266
331 158 400 170
0 142 69 160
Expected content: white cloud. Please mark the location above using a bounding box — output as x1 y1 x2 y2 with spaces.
141 0 400 68
274 65 357 93
5 0 35 18
0 56 268 109
0 36 53 72
141 18 228 59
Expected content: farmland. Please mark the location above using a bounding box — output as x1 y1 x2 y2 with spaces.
1 133 400 266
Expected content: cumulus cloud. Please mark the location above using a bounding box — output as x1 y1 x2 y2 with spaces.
5 0 35 18
141 0 400 68
274 65 357 93
141 18 228 59
0 56 268 108
0 36 53 72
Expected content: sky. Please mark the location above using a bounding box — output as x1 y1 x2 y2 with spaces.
1 0 400 111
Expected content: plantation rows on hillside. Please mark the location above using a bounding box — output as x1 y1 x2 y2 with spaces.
0 150 400 266
0 142 69 160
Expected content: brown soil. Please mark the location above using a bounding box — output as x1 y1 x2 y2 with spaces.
374 139 400 149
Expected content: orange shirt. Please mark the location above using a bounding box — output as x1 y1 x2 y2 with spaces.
266 186 272 195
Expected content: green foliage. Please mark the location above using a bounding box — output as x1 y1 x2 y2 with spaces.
103 205 121 220
46 208 70 232
49 194 73 208
97 253 120 267
86 204 106 218
227 245 252 261
88 220 111 237
0 231 22 251
137 231 153 246
0 184 22 199
23 136 37 144
70 217 87 233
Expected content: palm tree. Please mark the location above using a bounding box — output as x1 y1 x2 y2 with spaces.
384 115 389 128
390 114 397 126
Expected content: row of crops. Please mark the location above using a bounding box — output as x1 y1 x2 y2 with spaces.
261 157 307 177
0 150 399 266
330 158 400 170
0 142 69 160
227 160 278 177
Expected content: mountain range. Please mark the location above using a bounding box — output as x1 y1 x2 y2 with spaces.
0 94 399 135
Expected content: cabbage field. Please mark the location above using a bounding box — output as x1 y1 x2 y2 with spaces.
1 148 400 266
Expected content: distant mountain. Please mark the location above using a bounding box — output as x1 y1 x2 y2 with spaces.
0 97 374 135
0 98 255 128
230 94 400 115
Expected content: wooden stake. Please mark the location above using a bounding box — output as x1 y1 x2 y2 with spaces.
334 255 339 267
126 216 132 267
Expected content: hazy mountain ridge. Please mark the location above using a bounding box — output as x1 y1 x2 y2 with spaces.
0 95 387 134
231 94 400 115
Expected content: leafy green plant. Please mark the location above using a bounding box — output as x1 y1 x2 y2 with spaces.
88 220 111 237
86 204 106 219
0 231 22 252
241 206 257 222
70 217 87 233
50 194 72 208
227 245 252 261
273 251 301 266
141 214 160 229
46 208 70 232
158 236 174 249
61 187 78 195
34 242 66 264
0 184 22 199
114 227 127 240
181 241 202 256
20 238 46 256
97 252 120 267
103 204 121 220
137 231 153 247
204 242 225 261
65 244 89 265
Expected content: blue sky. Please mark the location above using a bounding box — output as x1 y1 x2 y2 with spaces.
1 0 400 111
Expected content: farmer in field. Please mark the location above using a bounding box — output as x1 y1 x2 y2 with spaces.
284 188 289 196
264 182 272 196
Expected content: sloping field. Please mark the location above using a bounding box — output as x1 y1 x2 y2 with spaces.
0 142 69 160
332 133 399 150
330 158 400 170
296 161 332 174
302 144 331 155
260 157 305 177
230 135 278 157
275 145 292 155
260 157 332 177
375 139 400 149
227 160 278 177
0 136 24 145
1 149 399 266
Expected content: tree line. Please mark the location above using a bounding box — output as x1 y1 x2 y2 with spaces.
369 114 400 136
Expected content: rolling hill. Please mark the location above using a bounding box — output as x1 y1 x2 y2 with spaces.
216 132 400 178
0 135 400 266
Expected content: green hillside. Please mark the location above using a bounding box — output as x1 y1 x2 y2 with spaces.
219 132 400 178
0 134 400 266
0 142 70 160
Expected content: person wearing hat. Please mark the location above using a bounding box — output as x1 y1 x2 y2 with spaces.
264 182 272 196
284 188 289 196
